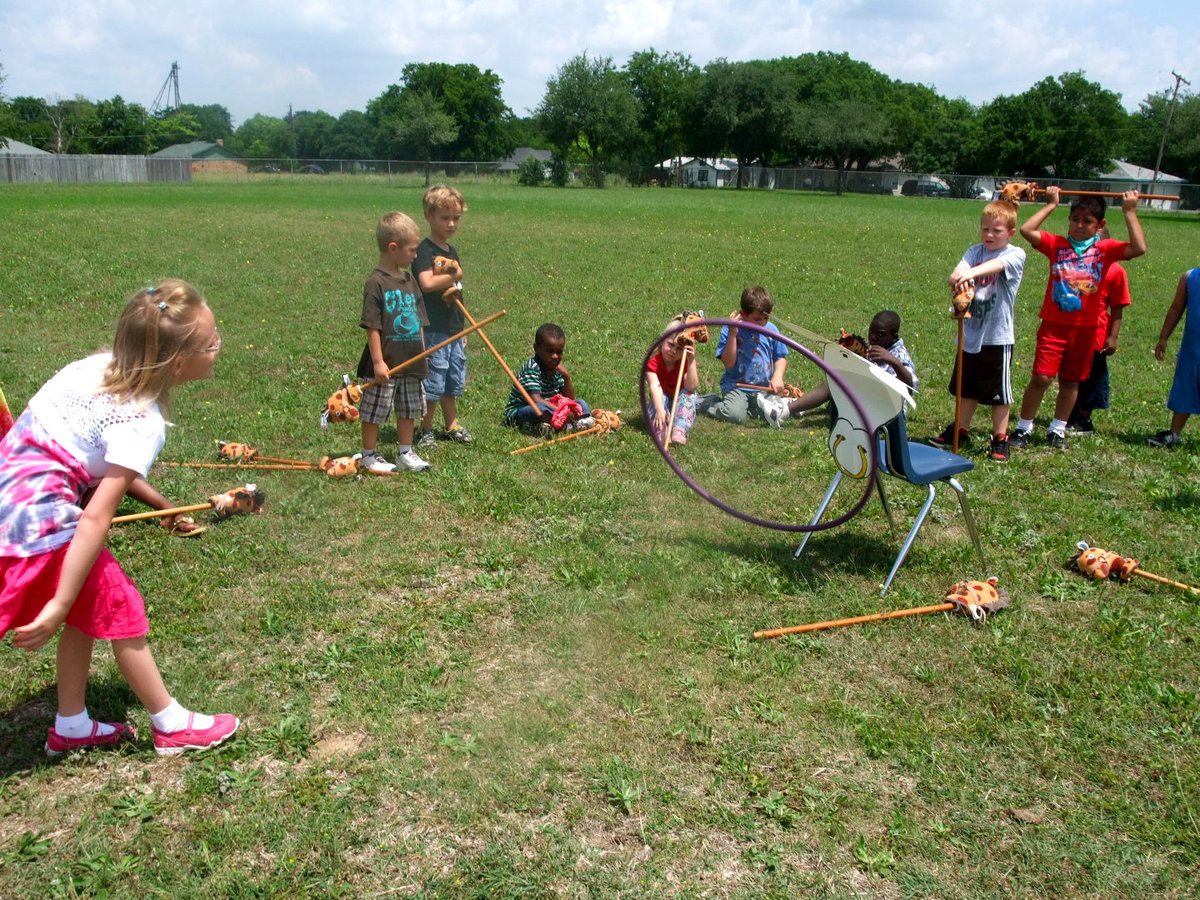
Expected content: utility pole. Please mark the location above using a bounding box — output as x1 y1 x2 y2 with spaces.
1150 70 1189 197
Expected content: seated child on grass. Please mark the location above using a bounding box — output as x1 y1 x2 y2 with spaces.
696 286 788 424
645 314 701 445
760 310 916 427
503 323 593 437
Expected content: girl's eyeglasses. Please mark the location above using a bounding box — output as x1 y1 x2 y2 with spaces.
195 331 222 354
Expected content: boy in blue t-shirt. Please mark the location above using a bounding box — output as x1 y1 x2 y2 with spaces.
697 285 789 424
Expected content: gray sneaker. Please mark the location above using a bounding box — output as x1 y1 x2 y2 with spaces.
446 425 473 444
1147 429 1181 448
1047 430 1069 451
416 429 438 451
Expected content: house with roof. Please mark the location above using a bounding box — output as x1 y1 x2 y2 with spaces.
497 147 554 175
1093 160 1185 211
0 138 52 156
152 140 244 174
657 157 739 188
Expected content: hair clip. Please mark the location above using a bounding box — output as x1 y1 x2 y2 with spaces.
147 286 156 294
158 301 168 311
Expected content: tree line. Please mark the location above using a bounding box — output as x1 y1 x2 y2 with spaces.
1 53 1197 187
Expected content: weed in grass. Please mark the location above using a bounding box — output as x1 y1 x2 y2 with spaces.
853 834 897 877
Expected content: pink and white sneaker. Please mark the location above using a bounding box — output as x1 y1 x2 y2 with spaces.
152 713 240 757
45 721 137 757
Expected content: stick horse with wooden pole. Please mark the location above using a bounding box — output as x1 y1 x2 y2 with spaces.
949 281 974 453
1069 541 1200 596
1000 181 1177 204
428 255 540 413
111 483 265 526
321 311 505 426
754 578 1009 639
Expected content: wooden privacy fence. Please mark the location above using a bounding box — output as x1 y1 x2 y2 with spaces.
0 154 192 184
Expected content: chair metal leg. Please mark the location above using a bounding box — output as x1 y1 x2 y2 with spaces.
947 477 986 570
794 471 842 560
873 473 896 535
879 484 937 596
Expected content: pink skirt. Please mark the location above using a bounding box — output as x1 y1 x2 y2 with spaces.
0 546 149 641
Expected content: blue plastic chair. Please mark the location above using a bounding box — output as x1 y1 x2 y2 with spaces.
793 343 985 595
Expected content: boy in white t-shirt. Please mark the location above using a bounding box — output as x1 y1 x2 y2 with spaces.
929 200 1026 461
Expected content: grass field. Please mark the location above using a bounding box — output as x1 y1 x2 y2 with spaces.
0 179 1197 899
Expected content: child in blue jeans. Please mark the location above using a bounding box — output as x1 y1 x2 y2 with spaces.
503 323 593 436
697 286 789 424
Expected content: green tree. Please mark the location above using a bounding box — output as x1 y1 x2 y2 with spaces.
625 49 698 178
149 109 201 152
393 91 459 184
94 95 151 154
292 110 337 159
0 60 14 149
327 110 376 160
978 72 1127 178
902 96 984 176
536 52 638 187
367 63 513 161
1126 89 1200 184
686 59 795 187
173 103 233 142
230 113 292 159
802 99 893 193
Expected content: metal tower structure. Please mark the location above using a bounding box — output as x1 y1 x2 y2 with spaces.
152 62 182 115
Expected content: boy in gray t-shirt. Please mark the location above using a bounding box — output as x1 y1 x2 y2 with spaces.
929 200 1026 461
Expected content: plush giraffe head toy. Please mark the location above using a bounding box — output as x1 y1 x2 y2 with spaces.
208 484 266 518
944 576 1010 622
1070 541 1140 582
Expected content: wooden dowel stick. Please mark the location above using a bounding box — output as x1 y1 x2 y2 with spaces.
250 455 315 467
1130 568 1200 595
754 603 954 639
358 310 505 391
508 424 604 455
167 461 318 471
453 298 539 411
112 502 216 525
737 382 773 392
954 317 964 454
1037 188 1177 201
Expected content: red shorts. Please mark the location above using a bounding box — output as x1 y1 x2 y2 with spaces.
1032 322 1095 383
0 546 149 641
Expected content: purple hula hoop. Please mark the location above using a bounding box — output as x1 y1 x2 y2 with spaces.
641 317 878 533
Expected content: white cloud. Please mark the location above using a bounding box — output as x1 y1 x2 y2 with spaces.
1 0 1197 126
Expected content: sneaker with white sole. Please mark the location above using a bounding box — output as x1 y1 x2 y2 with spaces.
361 451 397 473
758 393 791 428
1147 429 1181 448
153 713 239 757
1047 430 1069 451
397 449 431 471
574 416 596 430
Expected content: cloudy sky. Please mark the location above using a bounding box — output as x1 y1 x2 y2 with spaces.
2 0 1197 128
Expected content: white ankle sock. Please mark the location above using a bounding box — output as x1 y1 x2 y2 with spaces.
150 698 214 733
56 708 115 738
1048 418 1068 435
1017 418 1034 433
